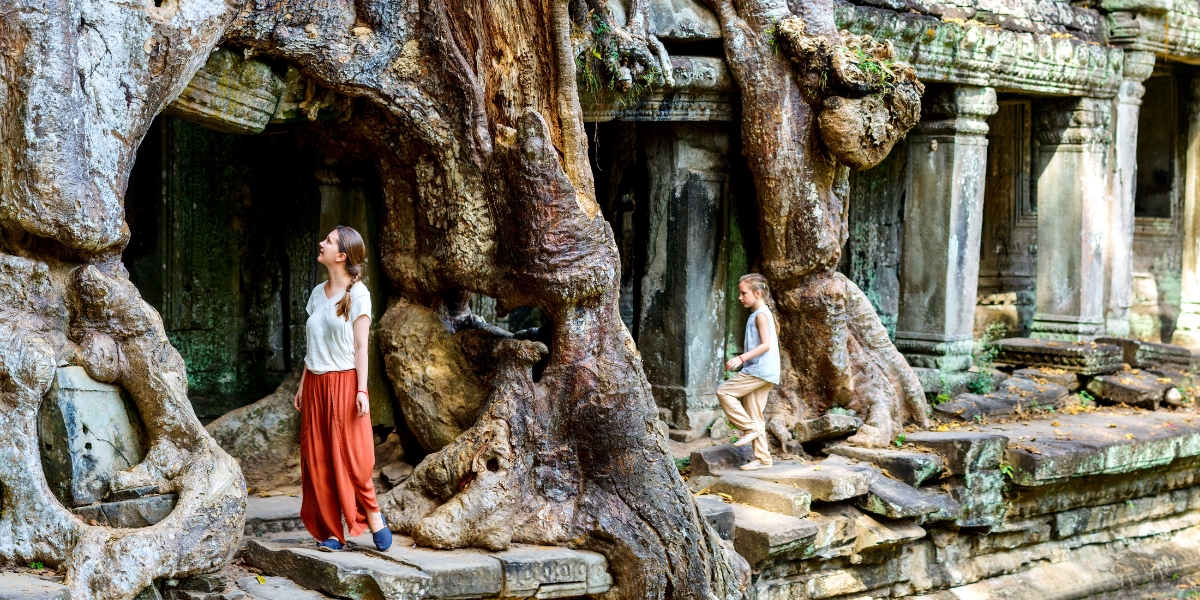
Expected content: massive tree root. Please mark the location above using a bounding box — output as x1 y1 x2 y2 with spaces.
225 0 747 597
0 1 246 598
704 0 929 446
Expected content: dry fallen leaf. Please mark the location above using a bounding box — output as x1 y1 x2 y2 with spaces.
1125 434 1135 439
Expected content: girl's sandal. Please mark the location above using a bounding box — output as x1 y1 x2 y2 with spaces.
317 538 344 552
373 514 393 551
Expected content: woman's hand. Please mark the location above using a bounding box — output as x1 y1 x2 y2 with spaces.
356 391 369 418
725 355 744 371
294 387 303 411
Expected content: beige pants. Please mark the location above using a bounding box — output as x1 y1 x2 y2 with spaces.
716 372 773 465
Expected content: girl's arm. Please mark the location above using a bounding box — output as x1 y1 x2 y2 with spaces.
293 365 308 411
353 314 371 417
725 312 774 369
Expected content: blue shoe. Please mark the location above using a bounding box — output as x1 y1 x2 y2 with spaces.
373 514 393 551
317 538 344 552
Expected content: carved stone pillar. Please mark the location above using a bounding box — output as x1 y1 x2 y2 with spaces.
1105 51 1155 338
1173 81 1200 348
896 85 998 372
1031 97 1112 341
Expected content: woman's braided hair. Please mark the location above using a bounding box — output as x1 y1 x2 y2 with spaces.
334 225 366 321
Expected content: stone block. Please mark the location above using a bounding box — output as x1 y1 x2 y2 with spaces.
381 462 414 487
244 495 303 536
826 445 945 487
1147 368 1193 392
708 475 811 517
368 542 501 599
1086 371 1173 409
235 576 326 600
801 507 858 560
728 462 873 501
689 444 753 476
728 503 819 567
795 414 863 443
243 541 431 599
990 376 1069 407
902 431 1008 475
854 477 943 520
491 546 611 598
990 338 1123 375
1095 337 1192 369
165 49 285 135
1013 367 1080 391
932 394 1017 421
180 575 226 593
0 574 69 600
39 366 146 507
851 513 926 554
73 493 177 528
694 495 735 540
136 585 163 600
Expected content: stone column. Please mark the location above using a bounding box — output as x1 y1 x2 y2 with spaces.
896 85 998 374
1105 51 1155 338
1174 81 1200 348
1030 97 1112 340
637 123 730 441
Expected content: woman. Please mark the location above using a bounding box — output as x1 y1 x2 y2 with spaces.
293 225 392 551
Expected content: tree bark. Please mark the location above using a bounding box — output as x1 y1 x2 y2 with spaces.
704 0 930 447
0 2 246 598
226 0 748 598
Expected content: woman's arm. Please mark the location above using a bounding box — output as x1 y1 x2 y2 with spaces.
293 365 308 411
353 314 371 417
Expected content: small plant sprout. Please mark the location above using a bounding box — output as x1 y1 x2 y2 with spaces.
999 463 1014 480
894 434 907 447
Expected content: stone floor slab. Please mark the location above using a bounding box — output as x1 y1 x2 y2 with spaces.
991 338 1123 375
355 535 502 599
1086 371 1173 409
243 540 431 599
489 545 612 598
1095 336 1193 370
689 444 754 476
235 576 327 600
245 495 304 535
695 495 735 540
1013 367 1081 391
854 477 943 520
0 574 68 600
902 431 1008 475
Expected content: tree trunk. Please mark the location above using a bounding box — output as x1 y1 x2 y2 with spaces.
226 0 747 598
704 0 930 447
0 2 247 598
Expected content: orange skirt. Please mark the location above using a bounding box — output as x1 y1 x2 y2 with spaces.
300 369 379 543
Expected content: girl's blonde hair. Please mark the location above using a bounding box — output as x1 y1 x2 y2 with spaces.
739 273 770 298
334 225 366 321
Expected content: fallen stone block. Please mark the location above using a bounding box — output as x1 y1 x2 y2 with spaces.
854 477 942 520
990 376 1069 408
728 462 873 501
367 540 502 598
0 574 70 600
708 474 811 517
932 394 1016 421
903 432 1008 475
689 444 753 476
728 503 819 567
801 507 857 559
1014 367 1081 391
1095 337 1192 370
236 576 326 600
794 414 863 443
1147 368 1193 392
381 462 414 487
39 366 146 507
243 540 431 599
826 445 945 487
990 338 1123 375
244 495 303 536
851 513 926 554
73 493 177 528
695 495 735 540
491 545 611 598
1086 371 1173 409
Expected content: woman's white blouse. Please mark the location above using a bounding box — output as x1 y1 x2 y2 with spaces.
304 281 371 374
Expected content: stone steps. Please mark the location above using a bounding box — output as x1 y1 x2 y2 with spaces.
242 536 613 600
244 495 304 536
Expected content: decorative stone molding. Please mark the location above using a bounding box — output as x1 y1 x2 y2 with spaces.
581 56 735 122
836 2 1125 98
1033 97 1112 146
914 85 998 137
1108 0 1200 62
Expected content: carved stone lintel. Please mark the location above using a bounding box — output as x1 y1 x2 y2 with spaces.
914 85 999 137
1034 97 1112 146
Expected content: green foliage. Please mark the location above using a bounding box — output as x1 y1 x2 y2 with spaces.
893 434 906 448
973 321 1007 371
29 562 43 570
674 457 691 472
574 10 660 105
973 413 984 423
1079 390 1095 406
999 462 1014 480
932 393 952 406
966 375 993 395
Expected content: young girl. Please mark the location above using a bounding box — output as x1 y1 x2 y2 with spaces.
718 273 781 470
292 225 392 552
